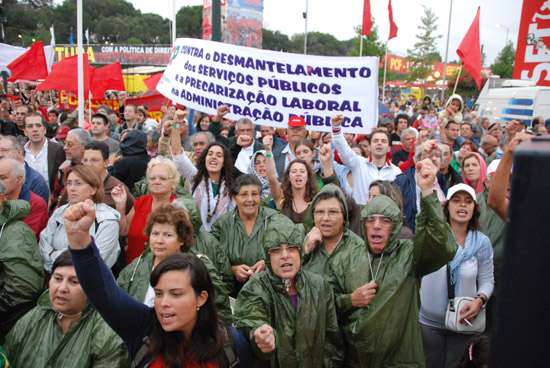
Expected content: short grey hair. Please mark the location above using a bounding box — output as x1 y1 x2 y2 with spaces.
463 114 473 122
0 180 5 195
0 136 23 151
195 131 215 144
146 129 161 143
413 141 446 166
68 128 93 146
401 128 418 140
1 158 26 182
235 118 253 131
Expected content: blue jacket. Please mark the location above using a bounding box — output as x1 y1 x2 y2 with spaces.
394 166 448 233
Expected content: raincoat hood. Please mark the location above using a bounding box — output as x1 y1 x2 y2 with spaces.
172 195 203 234
120 130 147 156
0 199 30 224
446 93 464 115
302 184 349 233
262 224 303 272
361 194 402 255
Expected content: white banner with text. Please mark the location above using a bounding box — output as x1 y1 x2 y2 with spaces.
157 38 379 133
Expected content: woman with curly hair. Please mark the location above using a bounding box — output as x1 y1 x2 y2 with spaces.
420 184 494 368
117 204 232 320
264 135 318 224
169 110 234 230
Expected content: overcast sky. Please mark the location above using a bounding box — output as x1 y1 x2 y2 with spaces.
71 0 524 66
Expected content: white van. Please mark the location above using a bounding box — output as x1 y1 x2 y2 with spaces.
474 76 550 126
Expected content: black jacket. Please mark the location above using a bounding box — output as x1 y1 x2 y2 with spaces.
111 130 150 189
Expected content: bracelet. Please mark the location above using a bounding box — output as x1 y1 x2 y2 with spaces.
265 153 273 158
475 294 487 306
172 123 180 129
332 126 342 134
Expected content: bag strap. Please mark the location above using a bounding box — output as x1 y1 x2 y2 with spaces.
221 325 240 368
131 335 151 368
446 264 455 300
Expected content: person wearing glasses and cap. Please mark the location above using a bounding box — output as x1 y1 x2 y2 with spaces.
325 157 457 367
234 223 344 367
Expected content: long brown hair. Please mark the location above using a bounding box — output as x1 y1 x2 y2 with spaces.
192 142 234 197
443 197 481 231
64 165 104 203
281 159 318 203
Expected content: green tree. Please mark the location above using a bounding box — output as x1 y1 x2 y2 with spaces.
289 32 351 56
406 6 442 86
446 69 487 99
262 29 291 52
348 23 384 58
490 41 515 78
176 5 202 39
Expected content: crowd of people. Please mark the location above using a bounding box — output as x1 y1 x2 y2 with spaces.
0 81 546 368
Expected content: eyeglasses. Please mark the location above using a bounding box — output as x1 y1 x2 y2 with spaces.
313 209 343 219
365 215 393 226
66 180 87 187
0 148 14 154
268 245 301 255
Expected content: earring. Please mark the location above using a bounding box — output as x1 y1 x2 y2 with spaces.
196 307 200 311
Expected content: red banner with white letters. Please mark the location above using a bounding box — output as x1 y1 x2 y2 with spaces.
513 0 550 85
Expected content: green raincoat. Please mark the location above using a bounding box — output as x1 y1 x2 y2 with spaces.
300 184 364 276
326 193 457 367
3 291 129 367
117 245 232 321
211 205 294 284
172 196 234 291
234 225 344 367
0 199 44 342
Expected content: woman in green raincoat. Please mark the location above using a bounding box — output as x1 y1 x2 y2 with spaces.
4 251 128 367
234 224 344 367
116 204 232 321
211 174 294 296
325 158 457 367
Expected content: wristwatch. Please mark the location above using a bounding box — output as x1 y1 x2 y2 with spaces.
475 294 487 307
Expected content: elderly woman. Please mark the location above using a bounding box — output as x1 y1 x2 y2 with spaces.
234 224 344 367
117 205 232 320
112 156 179 264
461 152 487 194
4 251 128 367
211 174 294 295
39 165 120 273
420 184 494 367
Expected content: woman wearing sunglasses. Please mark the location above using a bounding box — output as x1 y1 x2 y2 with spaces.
234 224 343 367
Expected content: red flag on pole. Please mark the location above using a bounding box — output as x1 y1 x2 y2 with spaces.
36 54 92 96
143 73 163 91
7 41 48 82
457 7 482 90
90 62 125 99
362 0 372 36
388 0 398 40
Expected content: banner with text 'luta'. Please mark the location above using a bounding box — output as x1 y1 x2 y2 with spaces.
156 38 379 133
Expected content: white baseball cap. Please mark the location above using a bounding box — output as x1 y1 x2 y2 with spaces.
446 183 477 202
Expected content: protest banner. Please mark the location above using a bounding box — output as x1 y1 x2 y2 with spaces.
156 38 380 133
59 91 171 121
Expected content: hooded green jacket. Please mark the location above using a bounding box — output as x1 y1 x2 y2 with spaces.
3 291 129 368
326 193 457 367
173 196 234 291
234 225 344 367
300 184 364 276
211 205 294 278
0 199 44 316
116 245 232 322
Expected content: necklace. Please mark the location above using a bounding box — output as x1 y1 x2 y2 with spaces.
57 311 82 320
366 251 384 283
206 178 222 223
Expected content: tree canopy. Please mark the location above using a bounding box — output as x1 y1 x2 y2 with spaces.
490 42 515 79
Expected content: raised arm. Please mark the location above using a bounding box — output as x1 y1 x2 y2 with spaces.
263 135 283 209
488 132 532 221
209 104 230 146
413 159 457 276
330 114 362 170
111 184 134 237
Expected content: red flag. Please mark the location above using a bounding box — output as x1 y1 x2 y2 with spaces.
90 62 125 99
457 7 482 90
362 0 372 36
36 54 92 96
388 0 398 40
143 73 163 91
7 41 48 82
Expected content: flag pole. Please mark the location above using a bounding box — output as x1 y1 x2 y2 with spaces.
382 41 388 103
360 35 363 57
77 0 84 128
452 64 462 96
